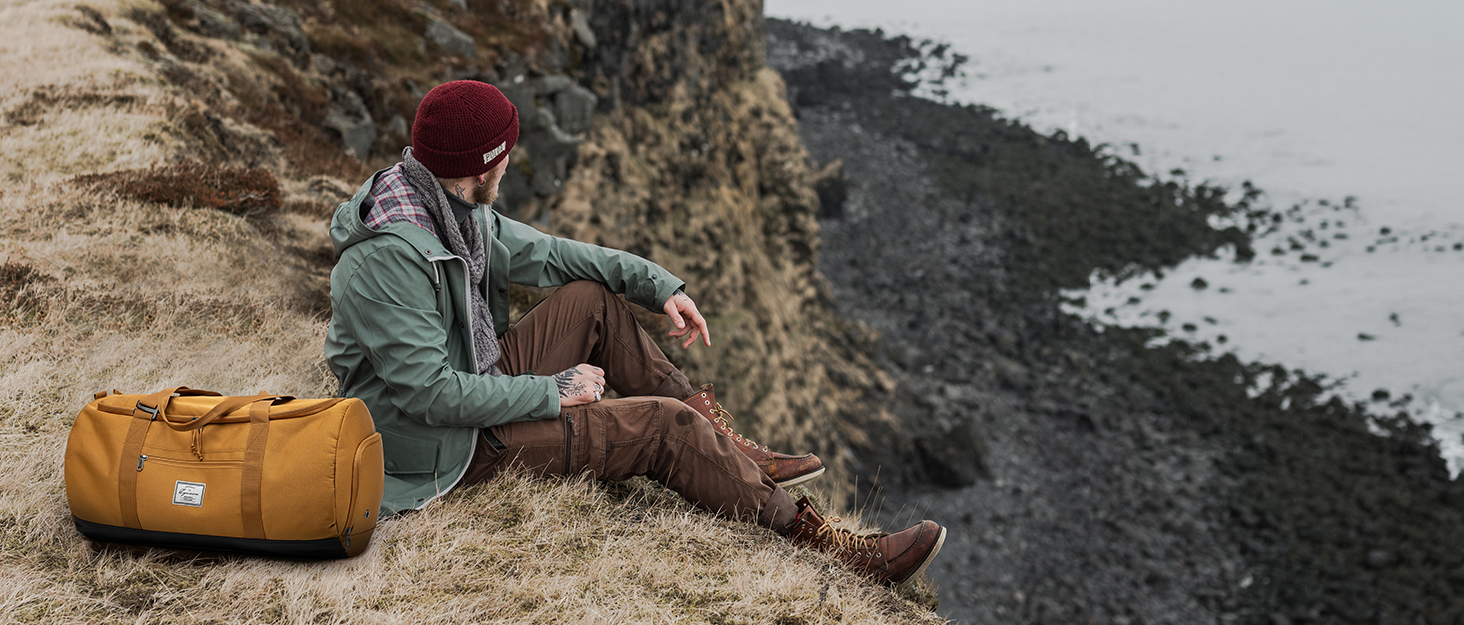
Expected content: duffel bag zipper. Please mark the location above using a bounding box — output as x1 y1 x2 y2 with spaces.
136 455 241 471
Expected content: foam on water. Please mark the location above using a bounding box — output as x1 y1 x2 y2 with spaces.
1060 209 1464 472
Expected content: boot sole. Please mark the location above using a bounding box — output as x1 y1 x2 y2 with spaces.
897 526 947 588
773 467 826 488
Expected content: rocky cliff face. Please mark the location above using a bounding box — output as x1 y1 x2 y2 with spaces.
540 0 880 488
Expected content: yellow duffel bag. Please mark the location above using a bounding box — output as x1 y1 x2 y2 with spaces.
64 387 383 558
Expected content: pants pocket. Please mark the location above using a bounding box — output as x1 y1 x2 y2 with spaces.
490 417 574 478
483 427 508 451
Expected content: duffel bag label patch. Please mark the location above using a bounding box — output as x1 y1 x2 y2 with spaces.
172 481 205 507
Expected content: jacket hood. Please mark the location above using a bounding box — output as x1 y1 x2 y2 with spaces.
329 171 384 255
330 167 451 260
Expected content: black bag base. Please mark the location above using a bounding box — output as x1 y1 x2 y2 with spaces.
74 517 349 560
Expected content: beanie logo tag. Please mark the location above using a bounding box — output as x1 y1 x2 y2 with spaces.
483 142 507 164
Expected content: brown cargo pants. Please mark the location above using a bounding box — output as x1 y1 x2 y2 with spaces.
457 281 800 534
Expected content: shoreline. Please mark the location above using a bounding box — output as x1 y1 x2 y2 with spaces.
1067 240 1464 476
768 18 1464 624
763 6 1464 473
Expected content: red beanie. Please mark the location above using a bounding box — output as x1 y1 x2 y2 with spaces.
411 81 520 178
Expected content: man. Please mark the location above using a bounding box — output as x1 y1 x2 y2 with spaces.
325 80 945 585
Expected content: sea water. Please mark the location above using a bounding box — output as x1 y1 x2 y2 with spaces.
766 0 1464 470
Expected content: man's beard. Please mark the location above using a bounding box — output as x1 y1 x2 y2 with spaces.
475 181 498 206
473 173 501 206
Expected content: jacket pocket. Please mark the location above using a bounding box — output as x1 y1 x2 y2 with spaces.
379 429 438 475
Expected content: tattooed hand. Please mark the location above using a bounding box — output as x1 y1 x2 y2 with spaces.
555 363 606 407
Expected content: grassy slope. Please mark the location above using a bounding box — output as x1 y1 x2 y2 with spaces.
0 0 941 622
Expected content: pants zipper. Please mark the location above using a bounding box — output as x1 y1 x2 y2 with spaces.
563 414 575 474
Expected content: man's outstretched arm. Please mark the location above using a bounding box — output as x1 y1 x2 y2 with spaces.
495 211 684 312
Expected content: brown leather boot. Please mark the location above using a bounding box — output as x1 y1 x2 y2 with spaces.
683 384 825 487
787 496 947 587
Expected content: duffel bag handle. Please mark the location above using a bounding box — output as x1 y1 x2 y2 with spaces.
156 393 294 432
130 386 224 424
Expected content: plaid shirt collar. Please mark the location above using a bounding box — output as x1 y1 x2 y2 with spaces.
364 163 438 237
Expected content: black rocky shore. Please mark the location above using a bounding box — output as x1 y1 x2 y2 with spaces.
765 19 1464 625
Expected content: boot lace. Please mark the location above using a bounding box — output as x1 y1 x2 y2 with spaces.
814 517 884 557
711 403 769 452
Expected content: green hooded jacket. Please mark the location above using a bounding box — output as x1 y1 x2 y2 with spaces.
325 169 683 516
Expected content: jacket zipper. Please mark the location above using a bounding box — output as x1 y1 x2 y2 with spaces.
410 255 479 511
453 256 478 373
424 255 478 373
563 414 575 474
411 229 486 510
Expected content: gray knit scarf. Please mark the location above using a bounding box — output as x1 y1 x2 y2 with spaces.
400 147 502 377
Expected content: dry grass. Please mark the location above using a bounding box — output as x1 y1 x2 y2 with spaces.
0 0 946 622
76 161 283 216
0 284 943 622
2 448 944 623
0 242 943 622
0 1 177 184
